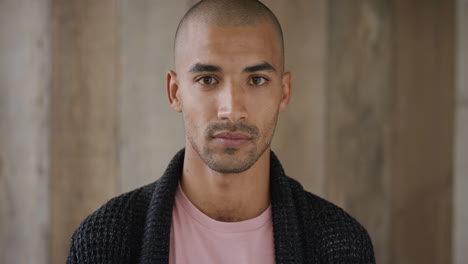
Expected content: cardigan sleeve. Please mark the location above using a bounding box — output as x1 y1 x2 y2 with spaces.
66 234 79 264
64 187 149 264
65 215 131 264
304 191 376 264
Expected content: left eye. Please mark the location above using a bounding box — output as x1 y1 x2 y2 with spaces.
249 76 267 86
197 76 218 85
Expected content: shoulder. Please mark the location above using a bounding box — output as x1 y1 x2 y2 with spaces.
67 182 155 264
287 177 376 263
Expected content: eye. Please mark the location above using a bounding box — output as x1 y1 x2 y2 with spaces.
249 76 268 86
196 76 219 85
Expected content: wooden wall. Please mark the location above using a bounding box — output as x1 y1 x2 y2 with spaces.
390 1 454 263
264 0 328 198
326 1 392 261
0 1 50 263
455 0 468 263
118 0 190 192
328 1 454 263
0 1 460 264
49 1 119 263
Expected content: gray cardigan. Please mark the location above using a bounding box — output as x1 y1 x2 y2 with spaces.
67 149 375 263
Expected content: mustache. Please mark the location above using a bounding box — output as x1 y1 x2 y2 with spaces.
205 122 259 138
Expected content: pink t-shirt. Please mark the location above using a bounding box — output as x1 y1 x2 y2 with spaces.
169 184 275 264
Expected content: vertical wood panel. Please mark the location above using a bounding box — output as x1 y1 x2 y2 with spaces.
0 1 50 263
118 0 190 192
50 1 118 263
391 0 454 263
454 0 468 263
326 1 391 262
264 0 328 196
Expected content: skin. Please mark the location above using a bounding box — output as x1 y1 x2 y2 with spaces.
166 20 292 222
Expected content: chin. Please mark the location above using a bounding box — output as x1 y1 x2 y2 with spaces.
206 159 255 174
189 136 270 173
204 145 267 174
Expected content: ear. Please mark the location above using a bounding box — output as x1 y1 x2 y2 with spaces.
279 71 292 112
166 70 182 112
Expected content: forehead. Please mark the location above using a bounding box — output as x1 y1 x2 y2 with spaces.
175 21 282 72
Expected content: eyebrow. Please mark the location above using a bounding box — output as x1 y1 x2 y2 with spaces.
189 63 222 73
243 63 276 73
188 62 276 74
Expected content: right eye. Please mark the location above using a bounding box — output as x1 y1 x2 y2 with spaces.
196 76 219 85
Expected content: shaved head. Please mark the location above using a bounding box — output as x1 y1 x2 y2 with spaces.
174 0 284 70
167 0 292 176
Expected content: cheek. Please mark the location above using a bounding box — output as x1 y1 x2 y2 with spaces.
245 93 281 136
246 88 282 116
182 97 217 121
179 86 217 129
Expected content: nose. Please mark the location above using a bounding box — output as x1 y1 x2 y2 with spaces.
217 80 248 123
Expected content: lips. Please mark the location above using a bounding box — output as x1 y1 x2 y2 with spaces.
212 132 252 139
212 131 253 148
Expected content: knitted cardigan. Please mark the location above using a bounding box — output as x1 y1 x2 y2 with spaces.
67 149 375 264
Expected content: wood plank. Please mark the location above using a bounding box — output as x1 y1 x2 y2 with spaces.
118 0 191 192
454 1 468 263
391 0 454 263
49 1 118 263
0 1 50 263
326 1 391 262
264 0 328 196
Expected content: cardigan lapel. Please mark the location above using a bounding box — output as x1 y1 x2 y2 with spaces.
270 152 304 263
139 149 185 264
138 149 304 264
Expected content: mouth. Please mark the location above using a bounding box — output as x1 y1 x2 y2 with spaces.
212 131 253 148
212 131 252 139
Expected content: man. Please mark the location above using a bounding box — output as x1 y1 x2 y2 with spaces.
67 0 375 263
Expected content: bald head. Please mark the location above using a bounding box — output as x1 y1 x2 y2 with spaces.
174 0 284 70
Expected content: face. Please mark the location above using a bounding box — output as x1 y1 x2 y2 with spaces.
167 21 291 173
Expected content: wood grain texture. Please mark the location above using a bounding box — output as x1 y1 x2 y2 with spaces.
264 0 328 196
454 0 468 263
326 1 391 262
49 1 118 263
0 0 50 264
0 1 50 264
118 0 190 193
390 0 454 263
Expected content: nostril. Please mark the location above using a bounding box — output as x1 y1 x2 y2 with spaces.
217 110 248 123
217 90 248 122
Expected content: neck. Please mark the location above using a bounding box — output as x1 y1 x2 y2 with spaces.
181 143 271 222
